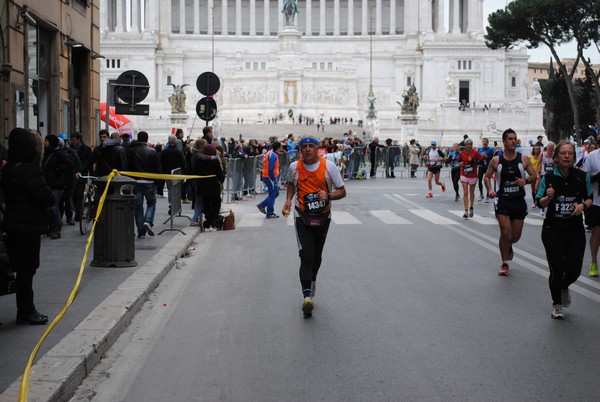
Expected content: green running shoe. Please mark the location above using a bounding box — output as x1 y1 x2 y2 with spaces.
589 262 599 277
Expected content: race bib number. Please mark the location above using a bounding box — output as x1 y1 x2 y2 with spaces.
464 164 474 174
430 160 440 167
304 192 327 213
554 196 576 218
544 163 554 173
503 181 520 196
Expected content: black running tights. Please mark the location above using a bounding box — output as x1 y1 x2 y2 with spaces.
295 217 331 295
541 228 586 305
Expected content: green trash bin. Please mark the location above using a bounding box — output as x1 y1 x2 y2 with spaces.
91 175 137 267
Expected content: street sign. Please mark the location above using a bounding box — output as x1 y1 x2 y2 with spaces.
115 70 150 104
196 72 220 96
196 97 217 121
115 103 150 116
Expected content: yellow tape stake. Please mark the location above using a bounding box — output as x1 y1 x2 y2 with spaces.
19 171 117 402
18 168 217 400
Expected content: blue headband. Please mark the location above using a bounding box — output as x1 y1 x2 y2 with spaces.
299 137 319 146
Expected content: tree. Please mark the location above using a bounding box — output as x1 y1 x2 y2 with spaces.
484 0 597 142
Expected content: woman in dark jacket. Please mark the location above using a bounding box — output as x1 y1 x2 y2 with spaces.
2 128 55 324
192 143 225 231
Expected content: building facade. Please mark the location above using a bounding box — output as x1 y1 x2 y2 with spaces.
100 0 544 143
0 0 102 146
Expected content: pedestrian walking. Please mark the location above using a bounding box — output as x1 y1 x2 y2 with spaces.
257 141 281 219
2 128 55 324
281 135 346 317
536 140 592 319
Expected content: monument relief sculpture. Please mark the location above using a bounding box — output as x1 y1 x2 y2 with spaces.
445 77 457 99
168 84 190 113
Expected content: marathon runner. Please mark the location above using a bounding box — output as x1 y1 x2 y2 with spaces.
537 142 555 217
459 139 483 218
424 140 446 198
477 138 495 202
447 143 461 202
536 140 592 319
582 148 600 277
484 129 537 276
282 135 346 317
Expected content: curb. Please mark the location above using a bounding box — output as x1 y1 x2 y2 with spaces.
0 229 200 402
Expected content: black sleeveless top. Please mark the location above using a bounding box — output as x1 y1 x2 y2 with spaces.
497 153 526 199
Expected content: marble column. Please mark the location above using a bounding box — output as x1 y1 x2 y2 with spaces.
404 0 418 35
193 0 200 34
467 0 478 34
222 0 228 35
375 0 381 35
347 0 353 36
156 59 163 101
361 0 368 35
179 0 186 33
435 0 445 33
146 0 159 32
264 0 270 36
419 0 433 33
160 0 172 34
389 0 396 34
100 0 108 31
236 0 241 35
278 0 283 31
334 0 340 36
319 0 326 36
451 0 460 34
115 0 124 32
208 0 214 34
250 0 256 35
131 0 140 32
306 0 312 36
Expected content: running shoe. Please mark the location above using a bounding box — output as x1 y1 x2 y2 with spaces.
589 262 599 277
478 194 484 201
426 193 433 198
463 210 468 219
469 207 474 217
499 263 510 276
257 204 266 214
540 208 546 217
311 280 317 298
561 288 571 308
441 182 446 192
531 203 537 209
455 194 460 202
508 245 514 261
551 304 564 319
302 296 314 317
266 214 280 219
485 197 490 204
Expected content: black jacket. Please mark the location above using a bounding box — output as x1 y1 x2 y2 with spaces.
94 140 128 176
128 142 161 174
160 146 186 174
72 143 92 175
192 154 224 196
42 147 74 190
2 131 55 234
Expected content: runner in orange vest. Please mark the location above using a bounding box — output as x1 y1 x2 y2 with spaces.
257 142 282 218
282 135 346 317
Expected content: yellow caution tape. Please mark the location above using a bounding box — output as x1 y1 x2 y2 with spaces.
19 168 214 401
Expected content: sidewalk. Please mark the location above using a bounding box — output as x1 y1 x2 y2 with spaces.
0 195 206 401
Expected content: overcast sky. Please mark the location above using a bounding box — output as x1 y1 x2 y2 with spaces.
483 0 600 63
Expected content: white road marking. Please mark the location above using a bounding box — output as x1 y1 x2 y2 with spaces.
369 210 412 224
331 211 361 224
410 209 459 225
448 210 497 225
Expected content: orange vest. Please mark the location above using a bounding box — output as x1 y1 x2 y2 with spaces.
262 150 280 178
296 158 330 214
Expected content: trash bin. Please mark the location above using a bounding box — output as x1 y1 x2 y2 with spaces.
91 175 137 267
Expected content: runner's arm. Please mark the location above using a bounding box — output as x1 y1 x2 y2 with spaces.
484 156 498 197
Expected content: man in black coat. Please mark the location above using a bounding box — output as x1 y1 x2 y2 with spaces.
70 131 92 221
128 131 161 238
42 134 74 239
94 132 128 177
2 128 55 324
160 135 186 212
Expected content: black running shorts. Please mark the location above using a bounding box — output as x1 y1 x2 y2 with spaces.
495 198 528 220
586 205 600 228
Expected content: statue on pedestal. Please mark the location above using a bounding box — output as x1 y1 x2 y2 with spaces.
398 85 419 115
168 84 189 114
282 0 298 26
445 77 457 100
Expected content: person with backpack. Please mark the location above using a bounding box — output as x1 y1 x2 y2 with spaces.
2 128 55 324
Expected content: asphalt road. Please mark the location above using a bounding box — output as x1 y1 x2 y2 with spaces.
72 175 600 402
